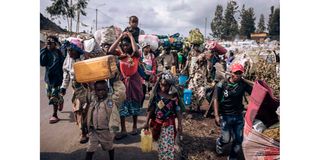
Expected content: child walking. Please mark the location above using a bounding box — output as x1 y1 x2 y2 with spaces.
85 80 117 160
143 71 183 160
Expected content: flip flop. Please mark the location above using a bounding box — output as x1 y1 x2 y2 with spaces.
49 116 60 124
115 132 128 140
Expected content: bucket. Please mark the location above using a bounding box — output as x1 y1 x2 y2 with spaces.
178 75 188 86
183 89 192 105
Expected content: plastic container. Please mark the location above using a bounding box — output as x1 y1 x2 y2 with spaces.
140 129 153 152
171 66 176 76
73 55 117 83
183 89 192 105
179 75 188 86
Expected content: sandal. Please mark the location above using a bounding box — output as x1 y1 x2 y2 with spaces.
49 116 60 124
115 132 128 140
80 135 89 144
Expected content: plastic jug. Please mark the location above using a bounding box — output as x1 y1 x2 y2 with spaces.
140 129 153 152
183 89 192 105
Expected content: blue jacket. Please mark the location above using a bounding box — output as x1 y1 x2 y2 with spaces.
40 48 65 87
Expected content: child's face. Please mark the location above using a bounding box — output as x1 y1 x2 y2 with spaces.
159 80 170 92
95 83 108 99
143 46 151 53
129 18 138 28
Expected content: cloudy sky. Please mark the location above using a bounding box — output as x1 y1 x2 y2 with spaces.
40 0 279 36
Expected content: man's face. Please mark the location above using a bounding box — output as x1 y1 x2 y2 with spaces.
231 71 243 82
46 39 56 50
129 18 138 28
95 83 107 100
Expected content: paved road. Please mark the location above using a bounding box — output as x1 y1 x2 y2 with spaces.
40 68 157 160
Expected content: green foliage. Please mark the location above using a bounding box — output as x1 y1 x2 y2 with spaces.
211 4 224 39
222 1 239 38
46 0 74 18
257 14 266 33
268 8 280 36
75 0 88 16
239 6 256 38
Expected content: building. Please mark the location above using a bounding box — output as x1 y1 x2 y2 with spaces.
250 32 268 43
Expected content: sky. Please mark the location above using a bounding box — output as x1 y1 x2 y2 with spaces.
40 0 280 36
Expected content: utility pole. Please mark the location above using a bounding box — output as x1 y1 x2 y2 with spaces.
95 3 106 32
205 17 207 40
96 8 98 31
70 0 73 32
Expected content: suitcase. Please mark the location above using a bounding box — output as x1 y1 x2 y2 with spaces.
74 55 118 83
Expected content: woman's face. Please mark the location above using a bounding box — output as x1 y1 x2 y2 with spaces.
122 42 132 53
68 48 79 59
143 46 151 54
102 44 111 53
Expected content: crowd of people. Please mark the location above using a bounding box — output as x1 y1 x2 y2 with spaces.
40 15 277 160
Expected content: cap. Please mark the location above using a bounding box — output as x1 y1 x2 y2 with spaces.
230 63 245 73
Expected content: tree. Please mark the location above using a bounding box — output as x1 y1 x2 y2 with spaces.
239 6 256 39
211 5 224 39
222 1 239 39
269 8 280 36
268 6 274 34
257 14 266 33
46 0 75 32
75 0 89 33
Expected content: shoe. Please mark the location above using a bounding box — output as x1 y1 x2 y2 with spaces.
80 135 89 144
215 139 223 155
49 116 60 124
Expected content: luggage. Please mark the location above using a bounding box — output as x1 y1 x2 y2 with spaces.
242 80 280 160
73 55 118 83
178 75 188 86
187 28 204 45
171 37 183 50
138 34 159 51
204 40 227 55
95 26 122 46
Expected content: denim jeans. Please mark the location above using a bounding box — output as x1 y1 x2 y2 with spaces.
216 114 244 159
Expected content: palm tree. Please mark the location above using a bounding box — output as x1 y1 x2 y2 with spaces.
46 0 75 32
74 0 89 33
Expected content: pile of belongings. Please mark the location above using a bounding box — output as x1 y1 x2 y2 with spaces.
242 80 280 159
187 28 204 45
94 25 122 46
